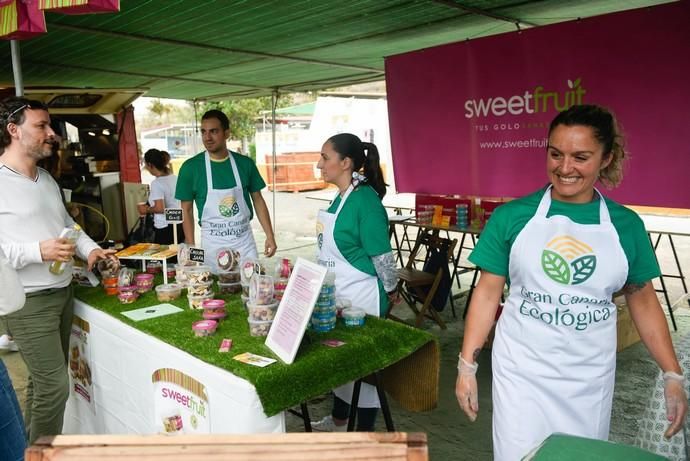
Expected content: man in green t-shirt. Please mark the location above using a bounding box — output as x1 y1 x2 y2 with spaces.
175 110 276 270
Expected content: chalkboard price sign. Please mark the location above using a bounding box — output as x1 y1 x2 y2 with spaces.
165 208 183 223
189 247 205 263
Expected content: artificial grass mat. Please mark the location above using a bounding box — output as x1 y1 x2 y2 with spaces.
74 279 437 417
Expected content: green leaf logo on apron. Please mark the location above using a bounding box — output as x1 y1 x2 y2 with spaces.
218 195 240 218
541 235 596 285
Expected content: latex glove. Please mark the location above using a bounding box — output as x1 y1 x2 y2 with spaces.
663 371 688 439
455 356 479 422
264 236 277 257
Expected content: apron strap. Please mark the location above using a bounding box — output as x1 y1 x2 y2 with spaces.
204 151 244 191
329 184 354 217
537 185 611 224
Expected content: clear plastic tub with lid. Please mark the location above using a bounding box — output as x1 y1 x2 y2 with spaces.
249 274 274 305
247 301 279 321
155 283 182 302
184 265 213 284
248 318 273 337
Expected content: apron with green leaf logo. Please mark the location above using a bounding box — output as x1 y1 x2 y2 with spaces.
200 152 257 273
316 185 381 408
491 186 628 460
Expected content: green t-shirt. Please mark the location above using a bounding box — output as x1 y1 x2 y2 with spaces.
326 185 392 315
470 187 660 285
175 151 266 224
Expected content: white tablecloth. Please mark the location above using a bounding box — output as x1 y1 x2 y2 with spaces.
63 300 285 434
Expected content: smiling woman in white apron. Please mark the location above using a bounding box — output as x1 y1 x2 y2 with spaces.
175 109 277 271
309 133 400 432
455 105 687 460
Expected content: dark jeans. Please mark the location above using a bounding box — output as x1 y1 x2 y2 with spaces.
154 223 184 245
0 360 26 461
332 395 378 431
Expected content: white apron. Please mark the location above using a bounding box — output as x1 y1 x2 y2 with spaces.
200 152 257 273
492 186 628 460
317 185 381 408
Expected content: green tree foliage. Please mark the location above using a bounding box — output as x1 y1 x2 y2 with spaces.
201 94 295 141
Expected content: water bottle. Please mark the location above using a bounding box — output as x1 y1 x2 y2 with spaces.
49 223 82 275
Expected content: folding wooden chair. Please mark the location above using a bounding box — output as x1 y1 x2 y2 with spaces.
390 232 457 329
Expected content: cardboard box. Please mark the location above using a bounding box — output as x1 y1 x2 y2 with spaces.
616 297 641 352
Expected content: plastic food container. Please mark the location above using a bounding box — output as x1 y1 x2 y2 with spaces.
274 278 288 300
135 273 154 293
188 293 212 310
201 298 225 310
174 263 190 286
248 317 272 337
274 258 292 279
240 258 264 284
202 310 227 321
192 320 217 337
97 258 120 279
177 244 190 265
241 283 250 297
118 290 139 304
155 283 182 302
184 265 213 284
146 260 162 274
217 270 240 283
274 278 288 291
117 267 135 288
103 275 119 295
249 274 274 305
187 281 213 297
216 248 240 272
319 271 336 295
311 315 336 332
343 308 366 327
247 301 278 321
166 267 176 280
218 281 242 295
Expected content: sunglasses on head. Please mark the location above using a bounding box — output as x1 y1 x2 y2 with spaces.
5 101 46 123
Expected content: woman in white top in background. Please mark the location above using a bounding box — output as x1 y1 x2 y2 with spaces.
139 149 185 245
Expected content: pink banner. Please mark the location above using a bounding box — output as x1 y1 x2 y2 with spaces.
385 2 690 208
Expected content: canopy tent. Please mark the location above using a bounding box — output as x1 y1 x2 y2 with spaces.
0 0 675 100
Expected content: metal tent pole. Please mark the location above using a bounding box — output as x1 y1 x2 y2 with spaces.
271 89 278 234
11 40 24 96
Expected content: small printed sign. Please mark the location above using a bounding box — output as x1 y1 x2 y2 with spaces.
189 247 205 263
233 352 276 367
165 208 183 223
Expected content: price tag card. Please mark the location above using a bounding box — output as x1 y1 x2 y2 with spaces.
189 247 205 263
164 208 183 223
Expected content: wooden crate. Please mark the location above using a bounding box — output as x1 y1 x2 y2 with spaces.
26 433 429 461
264 152 327 193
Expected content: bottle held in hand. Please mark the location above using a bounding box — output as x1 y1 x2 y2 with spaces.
49 224 82 275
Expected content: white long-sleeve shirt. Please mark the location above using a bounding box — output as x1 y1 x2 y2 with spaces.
0 164 100 293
